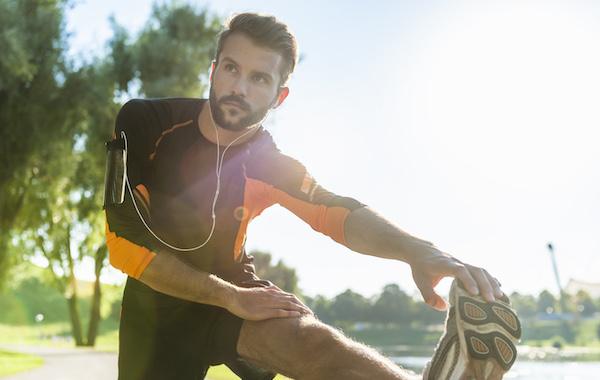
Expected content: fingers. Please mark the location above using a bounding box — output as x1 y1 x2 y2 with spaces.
455 264 503 302
232 286 313 321
266 286 312 314
412 254 505 310
413 271 448 311
421 288 447 311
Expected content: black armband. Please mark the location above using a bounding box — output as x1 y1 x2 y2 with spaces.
103 137 127 209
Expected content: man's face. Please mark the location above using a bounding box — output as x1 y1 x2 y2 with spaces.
209 33 284 132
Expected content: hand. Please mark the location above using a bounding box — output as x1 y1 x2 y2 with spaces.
227 285 313 321
410 249 503 311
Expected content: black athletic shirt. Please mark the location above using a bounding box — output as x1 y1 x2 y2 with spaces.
105 98 363 284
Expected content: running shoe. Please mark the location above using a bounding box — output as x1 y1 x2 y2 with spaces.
422 279 521 380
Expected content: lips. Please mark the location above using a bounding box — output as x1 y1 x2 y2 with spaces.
220 95 248 111
224 100 245 110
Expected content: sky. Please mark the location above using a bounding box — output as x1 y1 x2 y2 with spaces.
65 0 600 300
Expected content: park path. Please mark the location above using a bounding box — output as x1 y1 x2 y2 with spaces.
0 345 218 379
0 344 117 380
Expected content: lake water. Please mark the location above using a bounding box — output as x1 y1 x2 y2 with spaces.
383 345 600 380
391 356 600 379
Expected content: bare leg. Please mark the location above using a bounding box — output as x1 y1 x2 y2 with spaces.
237 315 420 380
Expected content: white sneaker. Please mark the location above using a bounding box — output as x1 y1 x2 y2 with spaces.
422 279 521 379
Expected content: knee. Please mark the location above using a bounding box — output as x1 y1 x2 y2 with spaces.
238 315 349 360
293 315 348 351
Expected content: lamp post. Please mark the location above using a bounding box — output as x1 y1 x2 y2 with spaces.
35 314 44 339
547 243 566 315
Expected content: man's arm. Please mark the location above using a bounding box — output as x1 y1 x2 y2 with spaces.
137 250 311 320
344 206 503 311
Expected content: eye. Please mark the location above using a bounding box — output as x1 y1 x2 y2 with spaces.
253 74 268 84
224 63 237 73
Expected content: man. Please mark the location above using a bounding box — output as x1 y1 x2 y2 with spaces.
104 12 520 380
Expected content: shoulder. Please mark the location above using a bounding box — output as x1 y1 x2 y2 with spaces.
246 128 308 183
115 98 204 152
118 98 204 121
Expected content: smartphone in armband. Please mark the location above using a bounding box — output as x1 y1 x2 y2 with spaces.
102 137 127 208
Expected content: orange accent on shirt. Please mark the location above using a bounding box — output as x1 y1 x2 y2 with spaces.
149 120 194 161
105 212 156 279
135 184 151 217
232 177 350 260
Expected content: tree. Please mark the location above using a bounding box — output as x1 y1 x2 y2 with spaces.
509 292 537 320
572 290 597 318
538 290 557 315
0 0 72 287
109 2 221 98
11 45 122 345
411 299 445 327
331 289 370 326
250 250 300 294
307 295 335 325
372 284 413 327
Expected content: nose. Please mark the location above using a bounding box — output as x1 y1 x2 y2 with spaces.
231 75 248 97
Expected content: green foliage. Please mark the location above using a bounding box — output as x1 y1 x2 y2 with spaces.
309 295 334 325
520 318 600 348
346 326 443 348
538 290 557 314
206 365 291 380
0 349 44 377
331 289 370 327
573 290 598 317
510 292 538 319
0 262 122 326
305 284 444 329
0 0 72 286
109 2 221 98
251 250 300 294
1 277 66 324
372 284 412 327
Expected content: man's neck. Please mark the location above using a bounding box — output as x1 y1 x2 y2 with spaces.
198 101 260 146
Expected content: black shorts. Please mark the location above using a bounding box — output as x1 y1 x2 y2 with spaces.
118 277 275 380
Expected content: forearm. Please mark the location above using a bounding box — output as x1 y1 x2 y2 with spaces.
345 207 503 308
344 206 448 264
137 250 312 320
138 250 236 309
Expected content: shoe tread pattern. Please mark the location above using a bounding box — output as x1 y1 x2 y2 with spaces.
464 330 518 371
458 296 522 340
455 280 522 340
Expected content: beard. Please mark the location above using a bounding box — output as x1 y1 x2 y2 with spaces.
209 86 272 132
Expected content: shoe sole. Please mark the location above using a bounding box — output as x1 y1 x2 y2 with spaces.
463 330 518 371
457 295 522 339
455 281 522 373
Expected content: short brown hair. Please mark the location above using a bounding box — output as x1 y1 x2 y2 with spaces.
215 13 298 87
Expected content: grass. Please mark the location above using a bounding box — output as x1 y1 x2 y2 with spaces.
0 322 77 346
206 365 291 380
0 349 44 376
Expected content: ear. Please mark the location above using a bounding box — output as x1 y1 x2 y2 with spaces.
272 87 290 109
209 60 216 83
